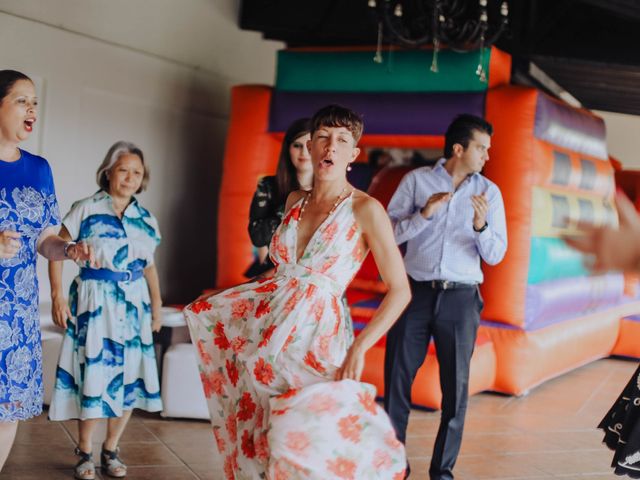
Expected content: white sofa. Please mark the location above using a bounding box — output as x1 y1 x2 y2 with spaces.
160 342 209 419
157 307 209 419
39 302 64 405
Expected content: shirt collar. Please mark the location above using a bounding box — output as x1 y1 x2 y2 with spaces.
95 189 139 215
435 157 480 181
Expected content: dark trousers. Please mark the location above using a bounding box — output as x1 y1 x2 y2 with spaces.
384 278 482 480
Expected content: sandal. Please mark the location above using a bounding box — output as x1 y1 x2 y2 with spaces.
101 444 127 478
74 447 95 480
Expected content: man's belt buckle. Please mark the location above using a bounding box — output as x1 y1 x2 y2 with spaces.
441 280 451 290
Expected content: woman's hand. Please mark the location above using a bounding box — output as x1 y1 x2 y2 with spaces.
0 230 21 259
151 306 163 332
336 342 366 381
51 293 71 329
66 241 98 267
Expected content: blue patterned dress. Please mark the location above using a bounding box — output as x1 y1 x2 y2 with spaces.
0 149 61 421
48 191 162 420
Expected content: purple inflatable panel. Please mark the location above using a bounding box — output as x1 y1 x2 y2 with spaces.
524 273 624 329
534 93 607 159
269 91 485 135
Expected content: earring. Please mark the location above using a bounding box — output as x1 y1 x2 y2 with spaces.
347 164 352 172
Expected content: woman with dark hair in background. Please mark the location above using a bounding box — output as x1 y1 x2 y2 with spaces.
0 69 94 471
246 118 312 277
48 141 163 480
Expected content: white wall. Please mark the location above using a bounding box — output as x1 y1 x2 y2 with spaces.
0 3 283 304
595 110 640 169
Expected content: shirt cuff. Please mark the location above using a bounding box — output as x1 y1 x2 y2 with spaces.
412 210 432 228
475 224 491 241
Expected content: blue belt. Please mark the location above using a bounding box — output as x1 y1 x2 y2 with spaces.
80 267 144 283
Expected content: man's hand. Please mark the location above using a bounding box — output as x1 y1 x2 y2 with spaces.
471 192 489 230
0 231 21 259
421 192 452 219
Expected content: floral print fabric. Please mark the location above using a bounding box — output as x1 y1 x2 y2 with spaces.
185 193 406 479
0 149 61 421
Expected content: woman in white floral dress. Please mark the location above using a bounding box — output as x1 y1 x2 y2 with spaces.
0 70 94 471
185 105 411 479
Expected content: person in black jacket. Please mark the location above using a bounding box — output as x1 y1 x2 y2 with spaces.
246 118 312 277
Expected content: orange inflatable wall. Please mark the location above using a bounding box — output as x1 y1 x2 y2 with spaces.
482 87 616 327
216 87 280 287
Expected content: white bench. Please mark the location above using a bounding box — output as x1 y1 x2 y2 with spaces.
39 302 64 406
160 342 210 419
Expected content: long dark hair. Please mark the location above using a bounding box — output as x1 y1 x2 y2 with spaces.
275 118 311 204
0 70 32 104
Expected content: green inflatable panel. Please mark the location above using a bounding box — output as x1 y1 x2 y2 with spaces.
275 49 492 92
528 237 588 284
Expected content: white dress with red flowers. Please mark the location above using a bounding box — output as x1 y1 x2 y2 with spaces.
184 194 406 480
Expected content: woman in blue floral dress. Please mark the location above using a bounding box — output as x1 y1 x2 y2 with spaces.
48 141 163 479
0 70 95 471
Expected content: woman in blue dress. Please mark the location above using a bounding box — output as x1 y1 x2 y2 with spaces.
0 70 95 471
48 141 163 480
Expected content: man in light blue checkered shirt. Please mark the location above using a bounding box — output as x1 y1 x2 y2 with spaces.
384 114 507 480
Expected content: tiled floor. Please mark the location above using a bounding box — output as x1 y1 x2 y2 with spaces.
2 357 635 479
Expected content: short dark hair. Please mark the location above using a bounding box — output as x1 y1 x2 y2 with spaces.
444 114 493 159
275 117 311 203
0 70 32 105
310 104 364 144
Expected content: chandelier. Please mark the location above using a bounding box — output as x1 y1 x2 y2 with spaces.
367 0 509 81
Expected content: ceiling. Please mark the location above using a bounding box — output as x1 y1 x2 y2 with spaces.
239 0 640 115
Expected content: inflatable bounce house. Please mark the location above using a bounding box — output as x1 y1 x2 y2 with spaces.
214 46 640 408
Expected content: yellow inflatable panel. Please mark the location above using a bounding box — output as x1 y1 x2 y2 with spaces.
531 186 617 237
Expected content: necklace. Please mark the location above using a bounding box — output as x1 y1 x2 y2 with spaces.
298 186 351 224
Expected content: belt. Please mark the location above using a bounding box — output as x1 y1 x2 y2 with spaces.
275 263 343 297
80 267 144 283
421 279 477 290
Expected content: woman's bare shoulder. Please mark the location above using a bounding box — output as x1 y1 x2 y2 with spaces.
284 189 308 212
352 190 386 226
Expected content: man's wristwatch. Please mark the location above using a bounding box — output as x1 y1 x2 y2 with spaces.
473 222 488 233
63 241 77 258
